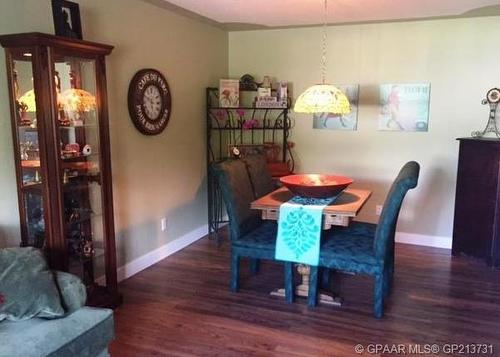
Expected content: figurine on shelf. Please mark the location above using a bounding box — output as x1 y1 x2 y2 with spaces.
63 169 70 184
472 88 500 138
231 146 241 158
20 142 29 161
80 235 94 259
62 143 80 158
13 70 32 126
82 144 92 156
257 78 272 98
262 76 272 88
239 74 258 91
17 102 32 126
18 86 37 126
278 81 288 107
69 209 81 224
58 109 71 127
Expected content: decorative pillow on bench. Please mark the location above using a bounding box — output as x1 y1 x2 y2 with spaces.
0 247 65 322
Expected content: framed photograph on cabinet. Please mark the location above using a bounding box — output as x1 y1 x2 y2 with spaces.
51 0 83 39
312 84 359 131
378 83 430 132
219 79 240 108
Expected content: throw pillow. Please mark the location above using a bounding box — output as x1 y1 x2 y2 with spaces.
0 247 65 321
54 271 86 314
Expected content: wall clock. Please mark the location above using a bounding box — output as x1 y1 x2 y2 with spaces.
127 68 171 135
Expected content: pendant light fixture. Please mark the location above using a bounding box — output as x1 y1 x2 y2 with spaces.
293 0 350 114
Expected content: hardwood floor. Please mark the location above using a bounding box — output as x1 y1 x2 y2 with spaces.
109 230 500 356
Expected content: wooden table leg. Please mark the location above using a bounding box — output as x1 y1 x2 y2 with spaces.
270 264 343 306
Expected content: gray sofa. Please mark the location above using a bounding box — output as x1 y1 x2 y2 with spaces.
0 272 114 357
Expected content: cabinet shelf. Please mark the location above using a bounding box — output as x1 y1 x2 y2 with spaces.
59 124 98 129
21 160 41 168
66 213 102 227
18 125 38 131
21 182 43 192
61 153 99 162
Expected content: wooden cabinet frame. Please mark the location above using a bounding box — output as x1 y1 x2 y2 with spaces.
0 33 120 307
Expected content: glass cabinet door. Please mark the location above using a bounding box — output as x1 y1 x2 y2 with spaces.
10 48 46 248
53 53 106 287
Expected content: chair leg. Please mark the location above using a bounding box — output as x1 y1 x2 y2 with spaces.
284 262 295 304
374 273 384 318
230 253 240 292
383 266 391 298
308 266 319 308
320 267 331 290
249 258 260 275
388 258 395 293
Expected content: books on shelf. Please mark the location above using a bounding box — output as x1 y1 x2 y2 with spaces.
215 78 288 108
255 95 287 108
255 100 287 108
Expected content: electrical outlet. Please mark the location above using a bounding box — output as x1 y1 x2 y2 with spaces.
161 217 167 232
376 205 383 216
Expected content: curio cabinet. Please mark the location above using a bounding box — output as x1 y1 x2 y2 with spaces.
0 33 121 307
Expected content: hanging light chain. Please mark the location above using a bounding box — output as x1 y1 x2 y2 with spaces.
320 0 328 84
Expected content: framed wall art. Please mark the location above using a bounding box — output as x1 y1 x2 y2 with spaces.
378 83 431 132
51 0 83 39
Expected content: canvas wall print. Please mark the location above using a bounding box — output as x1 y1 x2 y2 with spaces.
378 83 430 132
219 79 240 108
312 84 359 130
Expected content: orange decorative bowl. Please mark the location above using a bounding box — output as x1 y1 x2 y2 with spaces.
279 174 353 198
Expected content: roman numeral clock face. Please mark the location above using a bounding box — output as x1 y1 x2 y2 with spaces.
128 69 171 135
143 85 162 119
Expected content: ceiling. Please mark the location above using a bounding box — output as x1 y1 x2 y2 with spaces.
152 0 500 29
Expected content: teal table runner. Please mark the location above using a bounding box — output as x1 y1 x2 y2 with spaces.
275 196 336 266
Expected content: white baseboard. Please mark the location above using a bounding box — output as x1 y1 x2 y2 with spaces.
97 224 208 284
396 231 452 249
95 225 449 285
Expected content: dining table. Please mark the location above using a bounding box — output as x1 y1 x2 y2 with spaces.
250 185 372 306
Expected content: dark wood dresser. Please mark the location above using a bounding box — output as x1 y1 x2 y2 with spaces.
453 138 500 267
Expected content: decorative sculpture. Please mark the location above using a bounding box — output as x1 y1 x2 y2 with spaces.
472 88 500 138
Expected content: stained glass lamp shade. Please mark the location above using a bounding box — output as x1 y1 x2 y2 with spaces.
60 88 96 113
294 84 350 114
19 89 65 112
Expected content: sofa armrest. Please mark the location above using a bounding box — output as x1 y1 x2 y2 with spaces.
54 271 87 313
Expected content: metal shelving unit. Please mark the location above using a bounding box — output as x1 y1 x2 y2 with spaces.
206 87 293 242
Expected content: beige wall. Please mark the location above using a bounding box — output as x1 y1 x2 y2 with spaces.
1 1 499 256
0 0 228 266
229 17 500 242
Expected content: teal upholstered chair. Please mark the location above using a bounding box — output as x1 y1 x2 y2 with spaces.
243 154 276 198
210 159 294 302
242 154 277 273
307 161 420 318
